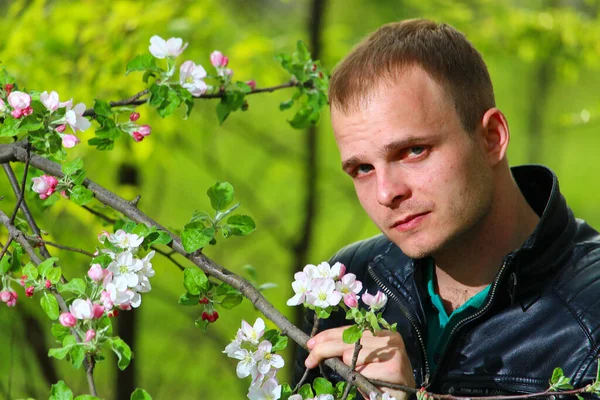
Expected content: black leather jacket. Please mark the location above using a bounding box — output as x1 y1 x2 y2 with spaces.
294 165 600 397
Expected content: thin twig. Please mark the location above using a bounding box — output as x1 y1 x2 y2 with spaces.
82 205 116 224
294 312 321 392
9 144 31 224
0 237 13 262
26 236 95 257
2 162 52 258
81 81 299 117
151 246 185 271
341 340 362 400
0 210 98 397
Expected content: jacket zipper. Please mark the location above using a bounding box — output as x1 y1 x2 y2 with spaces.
428 258 512 388
367 264 431 385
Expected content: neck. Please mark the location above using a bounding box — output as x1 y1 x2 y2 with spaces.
433 166 540 294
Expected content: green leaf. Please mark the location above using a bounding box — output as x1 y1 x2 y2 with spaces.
70 185 94 206
279 99 294 111
181 223 215 253
70 344 85 369
41 293 60 320
153 230 172 245
75 395 100 400
48 346 71 360
220 294 243 309
88 137 115 151
96 315 113 336
49 380 74 400
38 257 58 278
183 267 209 295
0 117 20 137
57 278 86 296
216 283 238 296
216 101 232 125
226 215 256 236
315 307 331 319
111 337 132 370
126 54 158 75
0 255 11 274
551 368 565 384
207 182 234 211
91 253 113 268
280 383 293 400
342 325 363 344
314 377 334 395
47 266 62 285
178 292 200 306
296 40 310 63
367 311 381 331
157 89 181 118
51 324 71 342
62 158 84 176
92 99 112 118
298 384 314 399
19 119 43 132
130 388 153 400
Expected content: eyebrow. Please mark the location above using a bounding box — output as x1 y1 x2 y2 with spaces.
341 136 430 172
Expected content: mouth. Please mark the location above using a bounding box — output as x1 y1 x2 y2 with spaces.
390 212 430 232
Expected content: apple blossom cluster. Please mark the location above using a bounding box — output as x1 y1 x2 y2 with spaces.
31 175 59 199
286 262 363 309
120 111 152 142
58 229 155 338
223 318 286 400
148 35 255 98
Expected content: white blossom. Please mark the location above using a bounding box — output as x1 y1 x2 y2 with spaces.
254 340 285 375
70 299 94 320
180 61 208 97
305 278 342 308
240 318 266 345
286 271 312 306
231 348 257 379
107 229 144 251
40 90 60 112
65 102 92 132
149 35 188 59
247 378 281 400
362 290 388 312
107 251 143 287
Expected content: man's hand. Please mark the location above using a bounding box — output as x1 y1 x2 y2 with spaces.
305 326 416 400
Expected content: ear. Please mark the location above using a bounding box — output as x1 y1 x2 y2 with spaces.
480 108 510 166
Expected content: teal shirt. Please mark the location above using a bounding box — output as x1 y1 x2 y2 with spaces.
424 260 490 373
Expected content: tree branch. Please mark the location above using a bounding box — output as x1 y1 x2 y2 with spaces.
0 141 382 396
81 81 299 118
342 339 362 400
26 236 95 258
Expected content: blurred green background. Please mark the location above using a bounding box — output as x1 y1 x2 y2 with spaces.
0 0 599 398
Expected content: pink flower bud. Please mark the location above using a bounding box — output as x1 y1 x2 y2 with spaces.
338 263 347 279
32 175 58 199
210 50 228 68
343 292 359 308
25 286 34 298
45 280 51 289
4 83 14 95
92 303 104 319
8 91 31 110
87 264 104 282
129 112 140 121
62 134 80 148
59 312 77 327
138 124 151 137
201 311 209 321
22 106 33 116
55 124 66 133
362 290 388 311
20 275 27 287
11 108 23 118
108 309 119 318
199 297 209 304
6 291 17 307
131 131 144 142
246 80 256 90
85 329 96 342
0 291 11 303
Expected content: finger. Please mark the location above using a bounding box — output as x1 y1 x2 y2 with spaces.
342 343 401 366
305 340 354 368
307 325 353 349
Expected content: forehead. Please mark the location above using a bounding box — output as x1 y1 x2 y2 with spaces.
331 67 455 149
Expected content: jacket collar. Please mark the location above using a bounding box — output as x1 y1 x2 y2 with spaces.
374 165 577 299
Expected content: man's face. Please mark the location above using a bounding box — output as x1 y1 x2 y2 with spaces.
332 67 495 259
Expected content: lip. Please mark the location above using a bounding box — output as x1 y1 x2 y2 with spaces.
390 212 430 232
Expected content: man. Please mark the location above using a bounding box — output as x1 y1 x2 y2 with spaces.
294 19 600 399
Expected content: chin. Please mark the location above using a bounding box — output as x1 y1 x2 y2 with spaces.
387 233 440 259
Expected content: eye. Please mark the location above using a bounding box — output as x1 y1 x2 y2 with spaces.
409 146 425 155
355 164 374 176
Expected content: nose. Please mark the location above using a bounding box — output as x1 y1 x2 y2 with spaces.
376 166 410 208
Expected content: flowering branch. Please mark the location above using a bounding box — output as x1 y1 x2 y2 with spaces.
0 140 383 397
0 209 99 397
